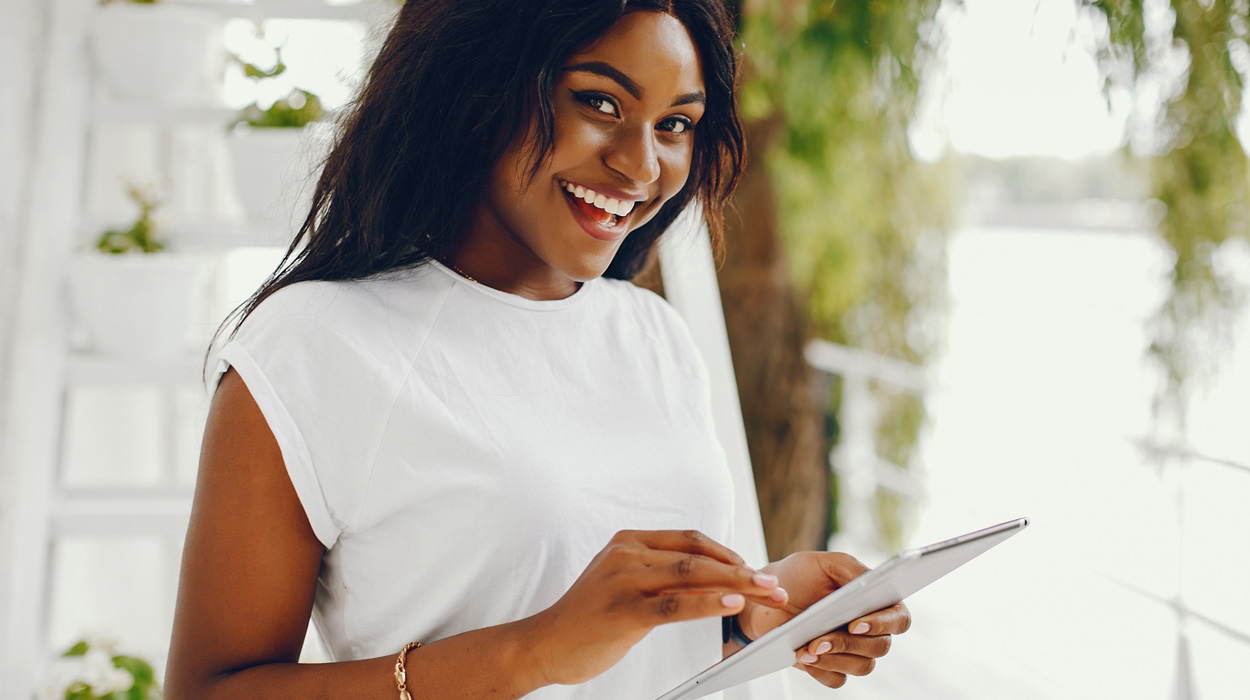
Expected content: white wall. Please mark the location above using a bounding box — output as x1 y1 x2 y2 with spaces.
0 0 47 663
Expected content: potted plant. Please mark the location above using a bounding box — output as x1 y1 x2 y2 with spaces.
90 0 224 104
37 638 161 700
225 48 328 238
67 183 216 360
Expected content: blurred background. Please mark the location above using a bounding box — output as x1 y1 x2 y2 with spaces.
1 0 1247 699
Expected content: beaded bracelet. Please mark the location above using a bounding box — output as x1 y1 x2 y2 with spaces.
394 641 423 700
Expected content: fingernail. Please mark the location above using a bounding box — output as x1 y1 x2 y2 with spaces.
815 641 832 654
752 572 778 588
769 587 788 602
721 593 745 608
852 622 870 634
800 653 819 664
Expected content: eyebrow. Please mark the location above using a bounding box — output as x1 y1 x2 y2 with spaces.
564 61 706 107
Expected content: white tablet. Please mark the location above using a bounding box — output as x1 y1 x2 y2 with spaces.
655 517 1030 700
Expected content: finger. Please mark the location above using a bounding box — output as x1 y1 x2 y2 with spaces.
617 529 746 567
848 601 911 636
799 652 877 677
643 591 746 624
802 630 891 659
630 551 787 600
799 667 847 689
819 552 870 587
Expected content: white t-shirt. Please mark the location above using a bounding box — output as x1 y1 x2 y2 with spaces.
212 260 735 699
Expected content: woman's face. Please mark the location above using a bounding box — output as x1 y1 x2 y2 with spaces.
456 10 707 299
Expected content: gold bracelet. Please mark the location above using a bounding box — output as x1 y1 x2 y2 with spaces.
394 641 423 700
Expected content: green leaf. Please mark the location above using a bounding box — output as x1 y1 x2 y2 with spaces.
237 88 324 129
64 641 90 657
93 184 165 254
230 48 287 80
112 655 154 685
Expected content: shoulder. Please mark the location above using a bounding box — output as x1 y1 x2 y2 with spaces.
595 277 684 328
594 277 707 380
233 266 454 357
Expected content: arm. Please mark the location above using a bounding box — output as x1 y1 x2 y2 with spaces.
165 369 785 699
164 368 549 699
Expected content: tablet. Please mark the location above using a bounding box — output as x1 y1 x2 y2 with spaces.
655 517 1030 700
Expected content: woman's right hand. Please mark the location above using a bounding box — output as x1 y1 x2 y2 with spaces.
524 529 789 686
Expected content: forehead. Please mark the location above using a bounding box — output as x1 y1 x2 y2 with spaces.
565 11 705 93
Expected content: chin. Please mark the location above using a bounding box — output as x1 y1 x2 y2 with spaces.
565 260 614 283
558 247 622 283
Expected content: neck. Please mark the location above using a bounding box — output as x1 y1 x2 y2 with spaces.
441 246 582 301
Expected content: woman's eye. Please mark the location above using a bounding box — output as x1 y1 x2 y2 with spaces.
575 92 619 117
659 117 694 134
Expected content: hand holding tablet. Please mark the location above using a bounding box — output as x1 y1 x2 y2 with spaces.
736 551 910 688
656 517 1030 700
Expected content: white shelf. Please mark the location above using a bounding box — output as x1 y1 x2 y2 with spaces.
66 351 209 387
5 0 385 694
92 100 238 126
169 220 295 250
79 218 294 251
50 487 194 537
166 0 397 21
92 98 349 128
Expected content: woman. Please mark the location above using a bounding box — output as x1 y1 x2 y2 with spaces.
165 1 910 698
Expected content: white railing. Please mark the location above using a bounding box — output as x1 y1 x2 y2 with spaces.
1127 440 1250 700
804 340 928 558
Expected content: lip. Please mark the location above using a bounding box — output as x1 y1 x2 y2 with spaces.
562 187 632 242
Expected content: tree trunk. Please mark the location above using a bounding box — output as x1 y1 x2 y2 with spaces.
718 124 829 560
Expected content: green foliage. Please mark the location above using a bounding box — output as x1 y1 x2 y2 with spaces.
236 88 324 128
230 48 287 80
54 640 161 700
94 184 164 254
231 48 323 128
1083 0 1250 420
110 656 158 700
739 0 953 551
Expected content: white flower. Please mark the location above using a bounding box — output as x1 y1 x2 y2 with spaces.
98 665 136 694
81 649 134 694
37 657 85 700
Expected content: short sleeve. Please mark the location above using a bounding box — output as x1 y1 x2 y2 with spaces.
207 282 408 549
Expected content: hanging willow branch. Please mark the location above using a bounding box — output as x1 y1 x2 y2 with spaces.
1085 0 1250 422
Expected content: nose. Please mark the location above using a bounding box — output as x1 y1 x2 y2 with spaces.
603 124 661 187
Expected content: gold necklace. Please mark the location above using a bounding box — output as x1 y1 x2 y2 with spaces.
442 259 477 283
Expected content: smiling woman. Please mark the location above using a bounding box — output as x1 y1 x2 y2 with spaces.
164 2 908 700
456 10 710 296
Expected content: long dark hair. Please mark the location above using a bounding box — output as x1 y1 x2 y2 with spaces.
219 0 744 343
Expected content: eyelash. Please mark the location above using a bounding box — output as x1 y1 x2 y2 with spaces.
571 91 696 135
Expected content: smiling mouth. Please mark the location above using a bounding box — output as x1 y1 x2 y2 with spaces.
558 180 639 229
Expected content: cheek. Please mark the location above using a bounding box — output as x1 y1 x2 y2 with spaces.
653 144 695 205
550 110 612 162
661 145 694 193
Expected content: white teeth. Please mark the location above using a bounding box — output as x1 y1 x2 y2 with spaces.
562 181 636 217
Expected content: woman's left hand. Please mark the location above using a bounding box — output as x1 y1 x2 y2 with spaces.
736 552 911 689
